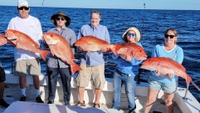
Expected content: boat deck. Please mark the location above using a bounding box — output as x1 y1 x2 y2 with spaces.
0 91 182 113
1 74 199 113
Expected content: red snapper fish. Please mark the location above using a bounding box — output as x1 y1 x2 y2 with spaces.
140 57 192 85
117 43 147 60
0 34 8 46
74 35 120 54
140 57 200 98
43 32 81 75
5 29 50 61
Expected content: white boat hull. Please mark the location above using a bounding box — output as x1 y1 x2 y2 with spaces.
3 74 200 113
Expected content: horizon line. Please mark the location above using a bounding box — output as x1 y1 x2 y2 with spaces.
0 5 200 11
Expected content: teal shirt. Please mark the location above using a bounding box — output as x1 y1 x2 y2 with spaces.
151 44 184 84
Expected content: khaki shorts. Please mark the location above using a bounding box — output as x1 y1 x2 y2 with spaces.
76 63 105 89
15 59 41 76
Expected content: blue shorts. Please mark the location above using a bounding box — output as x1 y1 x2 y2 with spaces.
148 75 177 94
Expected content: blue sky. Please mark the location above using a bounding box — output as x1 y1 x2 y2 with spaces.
1 0 200 10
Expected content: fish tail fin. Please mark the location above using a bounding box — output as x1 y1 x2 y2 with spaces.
71 63 82 75
110 44 122 55
40 50 50 61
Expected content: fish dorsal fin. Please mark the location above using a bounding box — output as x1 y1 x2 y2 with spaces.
165 57 186 71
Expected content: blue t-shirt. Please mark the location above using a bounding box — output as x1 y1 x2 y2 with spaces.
151 44 184 84
78 24 110 66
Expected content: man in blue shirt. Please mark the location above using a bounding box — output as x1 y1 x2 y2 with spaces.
76 10 110 108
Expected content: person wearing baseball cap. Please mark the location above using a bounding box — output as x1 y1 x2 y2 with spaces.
7 0 44 103
17 0 29 8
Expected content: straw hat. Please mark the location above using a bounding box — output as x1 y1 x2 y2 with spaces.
122 27 141 42
50 11 71 27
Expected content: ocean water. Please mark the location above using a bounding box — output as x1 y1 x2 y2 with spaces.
0 6 200 102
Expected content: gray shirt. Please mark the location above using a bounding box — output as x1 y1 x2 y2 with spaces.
46 27 76 68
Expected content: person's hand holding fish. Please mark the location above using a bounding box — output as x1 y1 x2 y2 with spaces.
120 54 132 61
100 47 109 52
155 70 173 78
166 73 173 78
118 47 132 61
118 47 128 54
78 43 91 51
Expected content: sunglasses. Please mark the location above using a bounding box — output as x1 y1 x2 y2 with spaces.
18 7 29 10
56 17 65 21
127 33 136 37
165 34 176 39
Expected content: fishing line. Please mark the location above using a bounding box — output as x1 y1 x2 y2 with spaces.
191 81 200 91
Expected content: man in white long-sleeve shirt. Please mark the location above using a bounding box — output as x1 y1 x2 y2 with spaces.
7 0 44 103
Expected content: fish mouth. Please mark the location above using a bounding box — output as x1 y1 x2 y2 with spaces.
5 32 17 41
139 65 148 70
136 56 147 60
7 37 17 42
139 65 145 69
142 57 147 60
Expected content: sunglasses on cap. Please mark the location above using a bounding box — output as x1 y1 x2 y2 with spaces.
127 33 136 37
165 34 176 39
56 17 65 21
18 7 29 10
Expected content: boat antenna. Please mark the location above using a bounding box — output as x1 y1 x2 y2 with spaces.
137 3 146 84
39 0 45 20
141 3 145 38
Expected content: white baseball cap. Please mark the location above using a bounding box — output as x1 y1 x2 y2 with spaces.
18 0 29 8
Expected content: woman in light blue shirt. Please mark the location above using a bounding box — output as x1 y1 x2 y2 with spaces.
144 28 184 113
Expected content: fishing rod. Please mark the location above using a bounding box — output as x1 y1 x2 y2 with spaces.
184 84 189 100
191 81 200 91
184 81 200 100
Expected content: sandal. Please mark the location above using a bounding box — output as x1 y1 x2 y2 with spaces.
76 101 86 107
93 103 100 108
